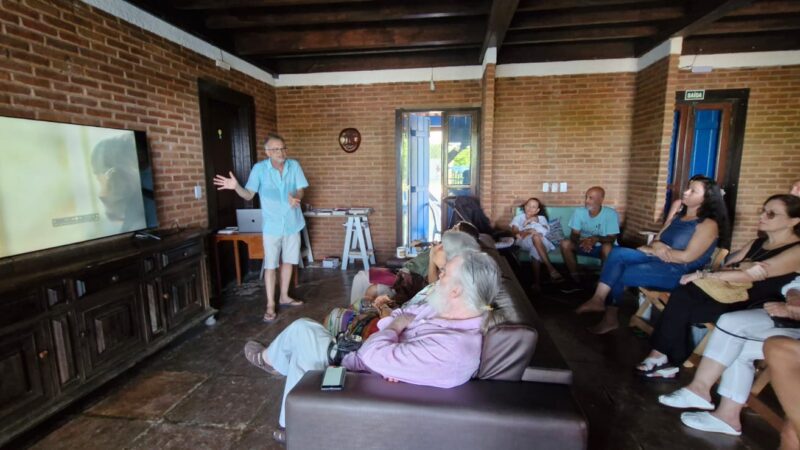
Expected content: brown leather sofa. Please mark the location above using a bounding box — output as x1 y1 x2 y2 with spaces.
286 248 587 450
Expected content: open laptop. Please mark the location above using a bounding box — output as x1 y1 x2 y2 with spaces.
236 209 263 233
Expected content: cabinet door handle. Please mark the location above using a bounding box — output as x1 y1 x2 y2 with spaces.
38 350 48 360
162 293 169 300
111 275 120 283
79 331 86 338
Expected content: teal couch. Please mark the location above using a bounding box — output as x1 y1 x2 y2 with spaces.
514 205 610 268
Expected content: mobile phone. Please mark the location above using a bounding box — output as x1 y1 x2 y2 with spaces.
320 366 346 391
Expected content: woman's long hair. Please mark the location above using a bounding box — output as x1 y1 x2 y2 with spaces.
677 175 729 244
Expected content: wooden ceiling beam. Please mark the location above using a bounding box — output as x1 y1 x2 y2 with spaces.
205 1 488 29
683 31 800 54
637 0 755 56
725 0 800 17
505 24 658 44
171 0 371 10
510 6 684 30
234 19 485 55
517 0 661 12
499 39 637 63
265 48 481 74
693 15 800 35
479 0 520 62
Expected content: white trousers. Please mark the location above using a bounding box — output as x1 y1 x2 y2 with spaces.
704 308 800 404
349 270 393 305
516 234 554 262
264 318 334 427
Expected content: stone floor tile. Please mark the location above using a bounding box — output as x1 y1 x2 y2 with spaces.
28 415 151 450
129 422 240 450
165 375 275 428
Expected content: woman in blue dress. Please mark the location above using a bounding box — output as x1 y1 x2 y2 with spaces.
575 176 728 334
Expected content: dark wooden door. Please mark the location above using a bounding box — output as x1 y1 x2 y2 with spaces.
0 323 51 431
162 262 203 330
206 98 241 229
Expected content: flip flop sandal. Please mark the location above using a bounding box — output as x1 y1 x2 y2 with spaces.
636 354 668 373
262 311 277 323
244 341 280 376
640 362 679 379
279 300 304 307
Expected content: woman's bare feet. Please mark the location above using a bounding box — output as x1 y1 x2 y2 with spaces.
575 297 605 314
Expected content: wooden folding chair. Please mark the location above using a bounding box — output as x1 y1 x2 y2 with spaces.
628 248 729 367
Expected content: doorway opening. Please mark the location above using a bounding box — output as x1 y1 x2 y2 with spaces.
396 109 480 247
667 89 748 248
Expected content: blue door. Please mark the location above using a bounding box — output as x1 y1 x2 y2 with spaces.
409 114 430 242
690 109 721 179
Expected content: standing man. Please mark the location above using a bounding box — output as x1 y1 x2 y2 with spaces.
559 186 619 292
214 132 308 322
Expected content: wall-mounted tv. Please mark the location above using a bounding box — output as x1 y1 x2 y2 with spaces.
0 116 158 259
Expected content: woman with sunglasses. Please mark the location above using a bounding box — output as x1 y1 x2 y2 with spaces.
638 194 800 378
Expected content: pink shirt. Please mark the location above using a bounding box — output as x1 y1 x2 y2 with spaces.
342 303 484 388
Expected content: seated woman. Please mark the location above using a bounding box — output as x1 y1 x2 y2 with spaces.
638 194 800 378
349 221 479 306
656 276 800 436
575 176 726 334
326 229 480 339
511 197 563 290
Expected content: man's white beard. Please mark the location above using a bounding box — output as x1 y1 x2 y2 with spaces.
426 285 447 315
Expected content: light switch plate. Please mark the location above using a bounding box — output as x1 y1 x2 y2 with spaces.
194 184 202 199
560 182 568 192
542 182 549 192
551 182 559 193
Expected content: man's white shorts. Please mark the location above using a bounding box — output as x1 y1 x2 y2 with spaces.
263 233 300 270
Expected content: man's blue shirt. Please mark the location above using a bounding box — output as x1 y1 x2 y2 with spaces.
245 158 309 236
568 206 620 241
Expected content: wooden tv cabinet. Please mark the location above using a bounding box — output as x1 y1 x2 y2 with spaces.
0 228 214 446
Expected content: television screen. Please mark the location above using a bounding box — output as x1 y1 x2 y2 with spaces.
0 116 158 258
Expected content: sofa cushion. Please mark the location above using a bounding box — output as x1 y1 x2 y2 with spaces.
545 218 565 245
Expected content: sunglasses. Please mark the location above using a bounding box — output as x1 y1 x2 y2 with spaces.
759 208 786 220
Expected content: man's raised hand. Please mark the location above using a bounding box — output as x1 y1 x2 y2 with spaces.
213 171 239 190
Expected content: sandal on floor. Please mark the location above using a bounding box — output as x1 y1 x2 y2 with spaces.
272 428 287 445
681 412 741 436
244 341 280 376
279 299 304 307
659 388 715 410
636 354 668 373
263 309 277 323
549 270 564 282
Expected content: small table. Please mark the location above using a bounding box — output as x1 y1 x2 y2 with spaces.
304 209 375 270
212 232 298 294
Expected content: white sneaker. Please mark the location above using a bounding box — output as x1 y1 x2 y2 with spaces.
659 388 714 410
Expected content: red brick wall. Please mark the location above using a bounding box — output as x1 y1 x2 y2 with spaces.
0 0 277 228
491 72 635 228
276 81 481 262
624 55 680 242
480 64 496 219
677 65 800 249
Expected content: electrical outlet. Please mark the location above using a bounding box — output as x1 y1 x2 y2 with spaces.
542 182 549 193
194 184 202 199
550 182 559 193
560 182 568 192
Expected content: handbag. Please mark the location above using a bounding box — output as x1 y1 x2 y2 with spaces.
693 277 753 304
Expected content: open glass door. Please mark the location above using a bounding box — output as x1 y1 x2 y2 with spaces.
397 109 479 247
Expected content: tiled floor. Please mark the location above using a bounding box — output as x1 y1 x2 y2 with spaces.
12 266 781 449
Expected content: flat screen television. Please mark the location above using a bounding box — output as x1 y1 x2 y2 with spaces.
0 116 158 259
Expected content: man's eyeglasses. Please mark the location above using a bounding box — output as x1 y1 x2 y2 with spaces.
266 147 287 152
759 208 786 220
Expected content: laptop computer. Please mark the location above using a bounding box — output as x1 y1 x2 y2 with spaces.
236 209 263 233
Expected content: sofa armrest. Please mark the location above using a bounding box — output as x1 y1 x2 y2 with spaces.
286 371 587 450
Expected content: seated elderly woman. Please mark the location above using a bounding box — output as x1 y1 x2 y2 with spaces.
327 229 480 340
656 276 800 436
510 197 563 291
638 194 800 378
575 176 727 334
349 221 480 306
243 250 502 444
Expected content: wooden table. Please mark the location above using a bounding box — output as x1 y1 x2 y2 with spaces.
212 232 297 294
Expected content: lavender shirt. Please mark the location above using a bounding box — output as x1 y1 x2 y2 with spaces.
342 303 483 388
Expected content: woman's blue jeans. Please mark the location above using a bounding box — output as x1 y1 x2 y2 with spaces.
598 247 690 306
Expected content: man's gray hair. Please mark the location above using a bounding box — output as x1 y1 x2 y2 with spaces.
442 230 480 261
451 251 500 315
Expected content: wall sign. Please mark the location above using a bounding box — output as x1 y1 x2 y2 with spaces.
338 128 361 153
685 90 705 101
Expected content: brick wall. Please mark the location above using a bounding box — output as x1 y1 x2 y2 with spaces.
677 64 800 249
0 0 277 228
624 55 680 242
480 63 496 219
491 72 635 228
276 81 481 262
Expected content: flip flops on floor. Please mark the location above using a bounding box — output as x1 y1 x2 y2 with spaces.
636 354 679 379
